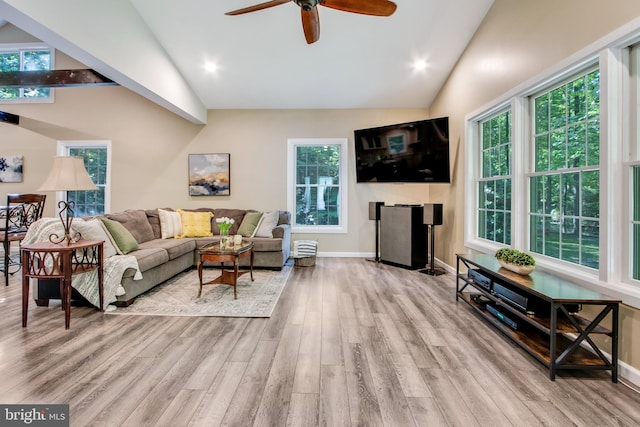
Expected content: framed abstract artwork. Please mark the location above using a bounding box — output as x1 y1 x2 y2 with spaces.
188 153 230 196
0 155 23 183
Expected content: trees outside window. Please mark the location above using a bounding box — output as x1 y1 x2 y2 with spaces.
59 141 111 216
529 70 600 269
478 110 512 245
287 139 348 234
0 45 52 101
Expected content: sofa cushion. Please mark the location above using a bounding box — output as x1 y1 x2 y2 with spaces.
101 218 139 254
106 210 155 244
255 210 279 238
158 209 182 239
237 211 262 237
145 209 163 240
177 209 213 237
138 238 196 260
128 247 170 272
211 209 246 234
250 237 285 252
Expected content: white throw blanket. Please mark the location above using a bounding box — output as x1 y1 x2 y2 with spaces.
22 218 143 310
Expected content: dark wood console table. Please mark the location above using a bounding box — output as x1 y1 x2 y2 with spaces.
456 253 620 382
21 239 104 329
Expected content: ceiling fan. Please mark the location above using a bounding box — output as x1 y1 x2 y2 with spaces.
226 0 397 44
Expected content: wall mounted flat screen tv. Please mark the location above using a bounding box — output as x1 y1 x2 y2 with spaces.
354 117 450 183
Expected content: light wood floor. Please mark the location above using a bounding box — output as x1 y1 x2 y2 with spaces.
1 257 640 426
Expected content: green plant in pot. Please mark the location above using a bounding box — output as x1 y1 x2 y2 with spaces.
495 248 536 275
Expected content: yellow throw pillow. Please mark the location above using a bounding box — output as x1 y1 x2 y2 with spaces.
176 209 213 238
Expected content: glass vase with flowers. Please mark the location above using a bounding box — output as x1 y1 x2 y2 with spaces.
216 217 235 249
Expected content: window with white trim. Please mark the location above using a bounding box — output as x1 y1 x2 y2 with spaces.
58 141 111 216
529 70 600 269
630 43 640 282
478 109 512 244
465 23 640 307
287 138 348 234
0 44 53 102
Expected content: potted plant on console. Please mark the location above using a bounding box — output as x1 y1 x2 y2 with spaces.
495 248 536 275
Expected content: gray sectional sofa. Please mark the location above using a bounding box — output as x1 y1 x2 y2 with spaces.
36 208 291 307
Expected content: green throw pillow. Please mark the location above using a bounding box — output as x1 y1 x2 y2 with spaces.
237 211 263 237
101 217 139 254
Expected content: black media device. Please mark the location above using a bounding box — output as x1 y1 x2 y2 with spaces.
486 304 519 330
468 269 492 291
493 282 529 313
470 294 491 307
354 117 450 183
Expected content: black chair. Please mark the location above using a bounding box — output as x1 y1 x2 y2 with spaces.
0 194 46 286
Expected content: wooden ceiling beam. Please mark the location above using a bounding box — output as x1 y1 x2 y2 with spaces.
0 69 117 88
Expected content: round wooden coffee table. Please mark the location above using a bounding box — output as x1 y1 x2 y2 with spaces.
197 241 254 299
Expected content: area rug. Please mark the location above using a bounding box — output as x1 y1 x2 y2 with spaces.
107 264 292 317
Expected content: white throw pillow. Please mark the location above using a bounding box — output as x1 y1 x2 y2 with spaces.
254 210 279 238
71 218 118 258
158 209 182 239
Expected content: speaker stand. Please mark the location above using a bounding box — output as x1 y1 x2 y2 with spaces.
367 218 381 263
420 224 445 275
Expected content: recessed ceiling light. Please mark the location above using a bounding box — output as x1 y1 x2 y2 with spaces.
413 59 427 72
204 62 218 73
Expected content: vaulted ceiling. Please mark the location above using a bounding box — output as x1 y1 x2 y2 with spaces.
0 0 494 124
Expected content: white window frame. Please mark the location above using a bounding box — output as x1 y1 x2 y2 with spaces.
527 67 601 270
0 43 55 104
57 140 112 214
287 138 348 234
464 16 640 309
476 106 513 246
626 43 640 285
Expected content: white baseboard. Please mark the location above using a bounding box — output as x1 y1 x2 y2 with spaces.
316 252 374 258
619 360 640 389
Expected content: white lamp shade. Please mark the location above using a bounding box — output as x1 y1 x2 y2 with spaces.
38 156 98 192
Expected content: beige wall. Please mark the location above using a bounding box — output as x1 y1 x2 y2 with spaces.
428 0 640 374
1 85 432 255
1 25 433 256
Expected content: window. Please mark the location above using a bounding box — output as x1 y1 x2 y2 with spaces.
465 23 640 307
529 70 600 269
630 43 640 282
0 44 53 102
287 138 348 233
478 109 512 244
633 166 640 280
58 141 111 216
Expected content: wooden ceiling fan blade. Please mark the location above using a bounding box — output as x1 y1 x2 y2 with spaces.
226 0 291 15
321 0 396 16
301 8 320 44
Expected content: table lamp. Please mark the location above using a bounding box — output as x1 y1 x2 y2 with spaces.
38 156 98 244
